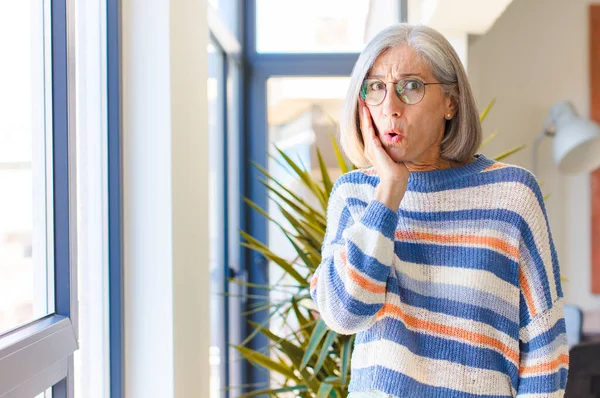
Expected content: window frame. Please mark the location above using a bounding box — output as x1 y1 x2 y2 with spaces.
0 0 79 396
208 2 245 397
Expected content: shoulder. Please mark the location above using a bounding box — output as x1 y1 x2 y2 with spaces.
481 160 543 197
331 167 379 195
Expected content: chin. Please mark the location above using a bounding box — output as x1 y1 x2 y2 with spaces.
386 147 411 163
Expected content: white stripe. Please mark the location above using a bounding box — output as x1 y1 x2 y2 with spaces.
352 339 515 396
393 256 520 307
382 294 519 360
520 298 565 343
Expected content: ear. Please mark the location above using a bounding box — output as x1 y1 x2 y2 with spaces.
445 95 458 118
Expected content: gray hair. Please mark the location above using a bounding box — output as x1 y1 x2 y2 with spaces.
340 23 482 168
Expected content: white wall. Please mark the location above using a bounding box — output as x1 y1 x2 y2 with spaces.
468 0 600 311
122 0 209 396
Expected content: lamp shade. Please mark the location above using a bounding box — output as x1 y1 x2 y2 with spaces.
550 101 600 173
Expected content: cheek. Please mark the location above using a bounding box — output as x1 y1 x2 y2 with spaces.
366 107 385 129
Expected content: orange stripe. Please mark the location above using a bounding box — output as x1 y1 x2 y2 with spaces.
520 354 569 375
519 267 537 318
395 231 519 259
340 251 386 294
310 275 318 289
483 164 507 172
377 303 519 364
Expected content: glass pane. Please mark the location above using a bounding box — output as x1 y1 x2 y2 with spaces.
0 0 53 334
266 77 350 392
256 0 400 53
34 387 52 398
208 40 226 398
226 60 243 397
208 0 239 39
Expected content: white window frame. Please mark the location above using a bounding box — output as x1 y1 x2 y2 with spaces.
0 0 79 396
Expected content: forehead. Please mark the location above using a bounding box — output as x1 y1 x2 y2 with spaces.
370 44 431 78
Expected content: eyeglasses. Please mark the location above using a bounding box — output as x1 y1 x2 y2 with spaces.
360 78 449 106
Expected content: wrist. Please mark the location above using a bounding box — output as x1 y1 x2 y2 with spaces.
375 182 405 210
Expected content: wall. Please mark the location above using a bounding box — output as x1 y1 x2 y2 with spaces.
121 0 209 396
468 0 600 311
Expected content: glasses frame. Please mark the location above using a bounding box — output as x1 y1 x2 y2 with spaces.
361 78 449 106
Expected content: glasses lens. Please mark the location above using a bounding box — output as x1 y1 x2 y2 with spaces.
396 80 425 105
361 79 386 105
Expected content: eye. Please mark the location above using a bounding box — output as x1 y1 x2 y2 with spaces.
403 80 423 90
369 81 385 91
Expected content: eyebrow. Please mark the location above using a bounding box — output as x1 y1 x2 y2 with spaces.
367 73 424 79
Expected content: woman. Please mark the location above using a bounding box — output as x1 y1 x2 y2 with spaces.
309 23 569 397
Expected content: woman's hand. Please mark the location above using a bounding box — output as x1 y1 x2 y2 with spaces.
359 101 409 210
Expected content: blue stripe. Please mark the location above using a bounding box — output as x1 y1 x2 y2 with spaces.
393 268 519 322
359 200 398 239
327 257 384 316
521 317 567 352
350 366 514 398
346 240 391 282
331 206 353 245
355 317 519 384
399 207 523 225
517 368 568 394
388 280 520 336
394 241 519 286
405 163 538 194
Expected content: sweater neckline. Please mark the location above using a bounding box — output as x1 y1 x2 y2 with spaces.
406 153 494 190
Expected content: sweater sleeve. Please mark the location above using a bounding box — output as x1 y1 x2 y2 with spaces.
309 173 398 335
516 174 569 397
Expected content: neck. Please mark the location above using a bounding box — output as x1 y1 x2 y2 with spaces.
405 156 455 172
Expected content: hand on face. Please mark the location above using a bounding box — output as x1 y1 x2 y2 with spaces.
359 100 410 185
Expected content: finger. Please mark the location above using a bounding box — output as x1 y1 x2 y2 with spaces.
361 102 377 141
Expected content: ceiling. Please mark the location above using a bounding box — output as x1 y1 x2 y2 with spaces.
408 0 515 34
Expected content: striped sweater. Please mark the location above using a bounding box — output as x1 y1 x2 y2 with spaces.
309 154 569 397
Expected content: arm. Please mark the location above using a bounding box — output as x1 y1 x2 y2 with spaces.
516 174 569 397
309 173 399 335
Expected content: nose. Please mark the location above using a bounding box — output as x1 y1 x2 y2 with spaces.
382 83 405 118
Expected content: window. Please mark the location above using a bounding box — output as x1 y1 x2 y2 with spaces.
0 0 78 396
266 77 350 392
208 39 226 398
209 3 244 397
0 0 54 337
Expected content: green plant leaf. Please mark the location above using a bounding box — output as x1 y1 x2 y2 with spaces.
316 148 334 195
233 345 298 381
480 98 496 123
248 321 321 392
340 335 354 386
493 144 526 161
317 383 334 398
243 197 295 236
480 130 499 150
254 162 326 222
236 385 309 398
312 330 337 377
330 134 349 174
240 231 308 286
285 233 319 273
300 319 329 370
274 147 329 210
